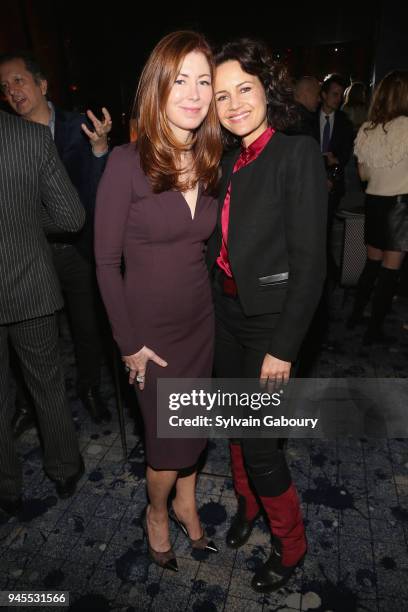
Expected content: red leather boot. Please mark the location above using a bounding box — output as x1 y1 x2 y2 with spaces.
251 483 307 592
227 442 260 548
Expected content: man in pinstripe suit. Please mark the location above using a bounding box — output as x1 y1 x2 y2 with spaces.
0 53 112 430
0 109 86 516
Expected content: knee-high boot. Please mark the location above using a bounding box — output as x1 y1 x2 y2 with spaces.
251 483 307 593
347 258 382 329
364 266 399 343
226 442 260 548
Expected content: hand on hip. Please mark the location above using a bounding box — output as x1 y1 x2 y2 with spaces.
122 346 168 390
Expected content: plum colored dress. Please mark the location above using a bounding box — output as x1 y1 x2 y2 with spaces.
95 144 216 469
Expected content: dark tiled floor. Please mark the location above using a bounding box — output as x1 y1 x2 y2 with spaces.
1 291 408 611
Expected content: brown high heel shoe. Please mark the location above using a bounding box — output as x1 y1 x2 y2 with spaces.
169 506 218 552
141 506 178 572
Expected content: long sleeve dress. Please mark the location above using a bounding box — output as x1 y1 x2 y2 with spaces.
95 144 217 469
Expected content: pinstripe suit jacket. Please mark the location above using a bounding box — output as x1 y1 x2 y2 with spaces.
0 110 85 324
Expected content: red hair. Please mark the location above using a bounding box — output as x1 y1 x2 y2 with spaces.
134 31 222 193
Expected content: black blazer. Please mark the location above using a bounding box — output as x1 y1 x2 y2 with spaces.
46 108 108 259
207 132 327 362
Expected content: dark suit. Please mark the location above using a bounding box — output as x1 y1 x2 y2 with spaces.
320 108 354 169
317 108 354 281
48 108 108 394
207 132 327 499
0 110 84 500
51 108 107 259
318 108 354 207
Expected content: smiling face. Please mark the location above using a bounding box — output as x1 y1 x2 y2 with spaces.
0 58 48 120
164 50 213 143
214 60 268 147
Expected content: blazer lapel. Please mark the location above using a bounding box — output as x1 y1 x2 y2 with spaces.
226 133 281 259
216 148 240 231
219 148 240 201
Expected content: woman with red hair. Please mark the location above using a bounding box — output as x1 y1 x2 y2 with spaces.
95 31 222 571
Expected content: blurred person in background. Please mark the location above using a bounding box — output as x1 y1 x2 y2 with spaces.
349 70 408 343
342 81 368 133
319 74 354 217
318 74 354 279
291 75 320 139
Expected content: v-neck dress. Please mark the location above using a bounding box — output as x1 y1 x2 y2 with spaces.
95 144 217 469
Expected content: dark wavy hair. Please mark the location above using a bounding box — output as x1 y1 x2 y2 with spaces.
0 52 47 85
214 38 299 148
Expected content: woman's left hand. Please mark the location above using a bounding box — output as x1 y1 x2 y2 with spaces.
81 107 112 155
260 353 291 389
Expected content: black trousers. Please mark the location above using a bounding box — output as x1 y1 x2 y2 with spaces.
51 245 104 392
213 278 292 497
0 314 81 500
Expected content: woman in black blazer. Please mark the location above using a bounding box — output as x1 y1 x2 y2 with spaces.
207 40 327 593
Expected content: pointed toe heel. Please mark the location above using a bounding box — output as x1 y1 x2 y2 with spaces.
159 553 178 572
191 534 219 553
169 506 218 553
141 506 178 571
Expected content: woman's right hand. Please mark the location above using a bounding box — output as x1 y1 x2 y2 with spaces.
122 346 168 390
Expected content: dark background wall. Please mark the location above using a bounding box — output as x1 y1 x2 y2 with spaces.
373 2 408 81
1 0 406 143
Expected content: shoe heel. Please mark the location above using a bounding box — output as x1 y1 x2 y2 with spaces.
142 505 178 572
169 506 188 536
169 506 218 553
